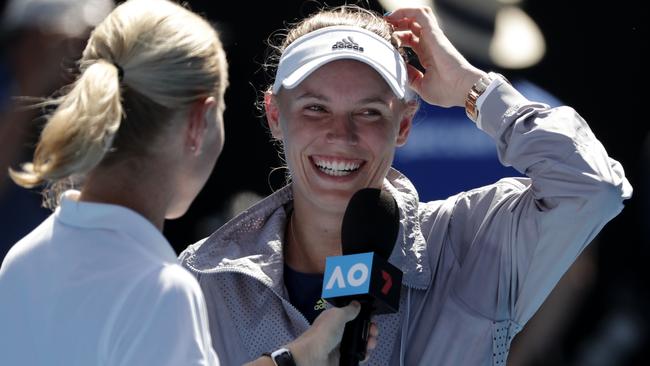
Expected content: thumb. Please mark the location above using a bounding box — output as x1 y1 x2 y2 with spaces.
339 301 361 322
289 301 362 364
406 64 424 93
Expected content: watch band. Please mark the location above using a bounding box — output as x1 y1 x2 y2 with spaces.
464 72 502 122
264 347 296 366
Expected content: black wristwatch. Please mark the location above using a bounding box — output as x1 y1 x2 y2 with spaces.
263 347 296 366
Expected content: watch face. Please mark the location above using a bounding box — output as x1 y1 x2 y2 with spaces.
271 348 296 366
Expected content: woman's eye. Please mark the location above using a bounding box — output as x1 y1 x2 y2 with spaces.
305 105 326 113
357 109 382 119
362 109 380 116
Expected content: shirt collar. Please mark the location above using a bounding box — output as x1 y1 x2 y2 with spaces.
56 190 178 263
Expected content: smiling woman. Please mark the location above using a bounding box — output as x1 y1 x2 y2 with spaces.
178 4 631 366
266 58 416 211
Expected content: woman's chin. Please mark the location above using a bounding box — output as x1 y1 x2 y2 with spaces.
165 201 192 220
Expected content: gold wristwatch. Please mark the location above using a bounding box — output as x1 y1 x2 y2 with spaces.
464 72 502 122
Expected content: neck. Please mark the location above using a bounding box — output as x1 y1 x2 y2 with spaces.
79 158 172 231
284 197 344 274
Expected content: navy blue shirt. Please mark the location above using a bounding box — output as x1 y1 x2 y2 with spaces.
283 263 326 324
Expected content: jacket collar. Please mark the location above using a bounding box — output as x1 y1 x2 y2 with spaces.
184 168 431 290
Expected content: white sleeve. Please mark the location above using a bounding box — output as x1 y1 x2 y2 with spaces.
448 81 632 325
101 265 219 366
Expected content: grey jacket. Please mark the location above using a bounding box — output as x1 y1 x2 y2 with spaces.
180 82 632 366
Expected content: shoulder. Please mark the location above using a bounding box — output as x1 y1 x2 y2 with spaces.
454 177 530 211
416 178 529 220
415 177 531 247
0 214 56 277
444 177 531 232
108 264 207 335
179 187 293 272
178 237 207 266
145 264 204 306
111 263 204 318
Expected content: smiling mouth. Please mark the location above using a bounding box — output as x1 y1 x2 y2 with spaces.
311 156 364 177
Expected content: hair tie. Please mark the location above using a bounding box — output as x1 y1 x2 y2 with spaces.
113 62 124 81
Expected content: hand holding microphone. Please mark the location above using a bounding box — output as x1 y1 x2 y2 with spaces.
321 188 402 366
282 301 378 366
247 302 378 366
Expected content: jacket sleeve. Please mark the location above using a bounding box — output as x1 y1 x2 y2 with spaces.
447 80 632 325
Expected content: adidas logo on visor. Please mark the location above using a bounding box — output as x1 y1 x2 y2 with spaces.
331 36 364 52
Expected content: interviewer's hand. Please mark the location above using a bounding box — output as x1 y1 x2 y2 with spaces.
244 302 378 366
290 301 379 366
385 7 487 108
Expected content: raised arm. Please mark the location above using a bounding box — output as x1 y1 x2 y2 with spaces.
387 7 632 325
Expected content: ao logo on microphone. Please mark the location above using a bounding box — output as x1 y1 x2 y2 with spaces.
325 262 368 290
322 253 393 298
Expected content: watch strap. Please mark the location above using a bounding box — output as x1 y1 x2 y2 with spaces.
465 72 505 122
263 347 296 366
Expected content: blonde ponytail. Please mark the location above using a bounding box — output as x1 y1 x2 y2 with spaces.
10 61 123 188
9 0 228 206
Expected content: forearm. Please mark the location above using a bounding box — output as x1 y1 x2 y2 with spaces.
243 357 274 366
241 339 312 366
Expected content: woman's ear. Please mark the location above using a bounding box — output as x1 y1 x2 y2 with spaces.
186 96 216 155
395 101 417 147
264 92 283 140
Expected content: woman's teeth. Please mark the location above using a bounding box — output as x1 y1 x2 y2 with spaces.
314 159 361 176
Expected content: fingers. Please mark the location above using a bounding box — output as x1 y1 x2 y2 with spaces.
367 322 379 350
384 7 440 33
368 322 379 339
385 7 444 55
388 16 423 37
384 5 481 107
392 30 419 50
360 322 379 364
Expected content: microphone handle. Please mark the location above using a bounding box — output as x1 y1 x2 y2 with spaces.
339 303 373 366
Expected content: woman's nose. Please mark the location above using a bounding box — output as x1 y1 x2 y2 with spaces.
325 115 358 145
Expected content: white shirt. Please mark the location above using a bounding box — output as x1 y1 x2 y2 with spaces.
0 191 219 366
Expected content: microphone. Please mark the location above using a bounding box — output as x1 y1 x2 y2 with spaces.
321 188 402 366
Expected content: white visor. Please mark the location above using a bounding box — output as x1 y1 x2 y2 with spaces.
272 25 410 99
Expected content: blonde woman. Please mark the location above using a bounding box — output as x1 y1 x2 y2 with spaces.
0 1 368 365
